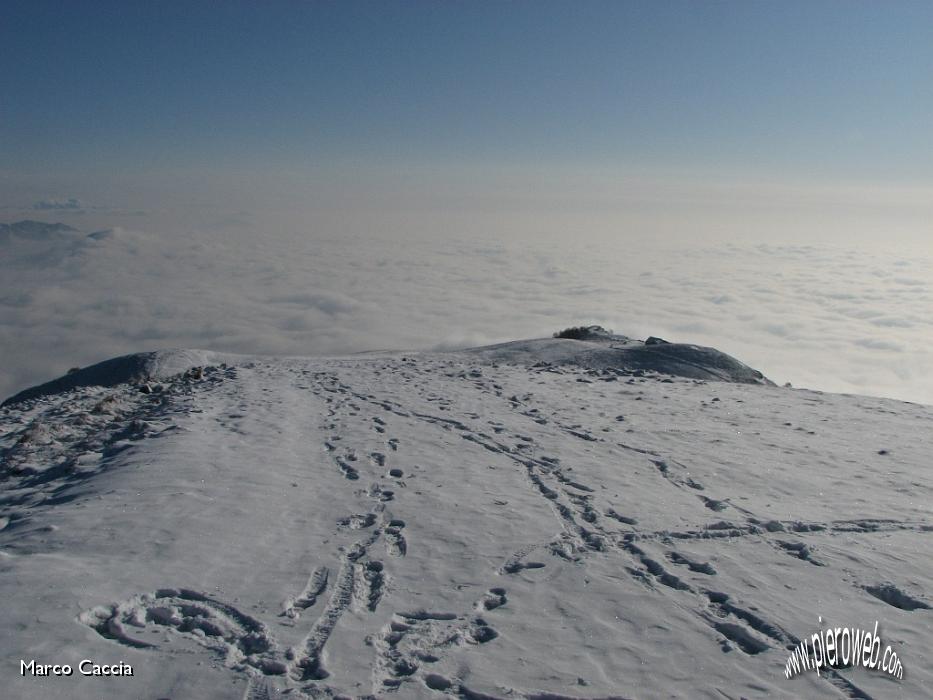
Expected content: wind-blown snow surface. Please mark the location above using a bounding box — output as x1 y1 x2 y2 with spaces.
1 345 931 699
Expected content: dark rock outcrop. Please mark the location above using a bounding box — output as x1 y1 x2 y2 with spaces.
2 353 158 407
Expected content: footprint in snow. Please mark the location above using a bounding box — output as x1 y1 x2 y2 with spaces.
384 519 407 557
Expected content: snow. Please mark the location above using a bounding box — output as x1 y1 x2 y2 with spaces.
1 341 931 699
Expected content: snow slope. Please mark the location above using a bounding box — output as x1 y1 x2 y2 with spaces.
1 341 931 699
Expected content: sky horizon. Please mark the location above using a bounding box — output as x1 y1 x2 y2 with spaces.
4 1 932 202
2 2 932 404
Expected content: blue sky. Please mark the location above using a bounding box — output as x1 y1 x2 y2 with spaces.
3 1 932 182
2 2 933 403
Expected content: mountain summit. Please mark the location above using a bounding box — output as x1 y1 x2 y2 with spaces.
2 332 770 407
1 339 929 699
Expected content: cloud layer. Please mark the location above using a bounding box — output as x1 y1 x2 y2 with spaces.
1 220 931 405
33 197 85 211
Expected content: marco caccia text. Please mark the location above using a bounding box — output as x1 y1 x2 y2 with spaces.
20 658 133 677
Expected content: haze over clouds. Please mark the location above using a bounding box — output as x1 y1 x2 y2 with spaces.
2 1 932 404
1 201 931 404
32 197 85 211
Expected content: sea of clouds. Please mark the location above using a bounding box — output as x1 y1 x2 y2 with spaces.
2 210 930 405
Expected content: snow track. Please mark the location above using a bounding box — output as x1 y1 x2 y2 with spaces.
2 349 932 698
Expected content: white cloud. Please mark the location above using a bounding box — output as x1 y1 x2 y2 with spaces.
33 197 85 211
853 338 905 352
1 218 932 406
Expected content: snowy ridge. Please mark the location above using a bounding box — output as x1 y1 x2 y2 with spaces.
1 342 931 699
2 349 238 407
2 333 770 408
460 334 773 385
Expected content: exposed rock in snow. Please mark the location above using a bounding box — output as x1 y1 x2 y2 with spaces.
2 349 233 407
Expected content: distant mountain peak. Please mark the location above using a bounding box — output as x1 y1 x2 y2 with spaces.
0 219 79 239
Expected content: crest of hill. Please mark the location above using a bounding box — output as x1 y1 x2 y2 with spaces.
460 326 773 385
2 327 771 407
1 349 231 407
